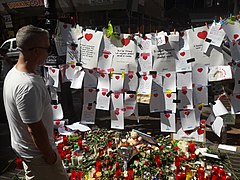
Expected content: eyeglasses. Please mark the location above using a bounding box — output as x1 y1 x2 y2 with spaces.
29 46 52 54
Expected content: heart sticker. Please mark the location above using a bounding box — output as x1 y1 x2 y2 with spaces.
197 87 202 91
153 93 158 97
101 73 105 78
152 74 157 78
53 105 58 109
197 128 204 135
63 24 67 29
104 54 109 59
166 73 171 78
143 76 148 81
55 120 60 125
85 33 93 41
197 68 203 73
236 95 240 99
180 52 185 56
165 113 170 118
52 69 56 73
233 34 239 39
129 94 134 98
71 65 75 69
197 31 207 40
128 74 133 79
114 94 119 99
166 93 171 98
121 38 130 46
102 92 106 96
115 76 120 80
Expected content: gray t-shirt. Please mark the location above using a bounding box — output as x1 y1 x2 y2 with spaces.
3 66 56 158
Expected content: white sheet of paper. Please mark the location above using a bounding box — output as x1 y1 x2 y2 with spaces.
66 122 91 131
111 34 137 73
208 66 232 82
206 23 226 47
84 69 98 88
176 59 192 72
111 92 124 110
138 52 153 72
81 104 96 124
123 71 139 92
162 72 176 93
51 104 64 120
178 89 193 110
80 29 103 69
137 74 152 95
218 144 237 152
222 21 240 42
150 87 164 112
206 113 216 126
163 92 177 113
124 93 137 117
192 64 208 86
152 73 162 87
180 110 198 131
96 89 110 110
48 67 59 88
193 85 208 105
211 100 228 116
58 126 74 135
111 108 124 130
211 116 223 137
53 119 66 129
161 112 176 132
65 64 76 81
177 72 192 90
111 73 124 92
70 67 85 89
83 88 97 104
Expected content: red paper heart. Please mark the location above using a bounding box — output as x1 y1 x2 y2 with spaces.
236 95 240 99
71 65 75 69
85 33 93 41
121 108 126 112
53 105 58 109
115 76 120 80
152 74 157 78
104 54 108 59
101 73 105 78
165 113 170 118
182 90 187 95
52 69 56 73
179 31 184 37
143 76 148 81
184 111 190 116
197 31 208 40
121 38 130 46
180 52 185 56
166 93 171 98
128 75 133 79
238 41 240 45
63 24 67 29
197 128 204 135
102 92 106 96
88 89 93 92
197 68 203 72
87 106 92 110
114 94 119 99
197 87 202 91
234 34 239 39
129 94 134 98
143 55 148 60
89 70 93 74
237 63 240 68
154 93 158 97
55 120 60 125
166 73 171 78
115 110 119 115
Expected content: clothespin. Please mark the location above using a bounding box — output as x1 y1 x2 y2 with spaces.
191 25 194 32
173 28 176 35
155 30 158 35
95 27 98 32
205 22 209 29
213 19 216 25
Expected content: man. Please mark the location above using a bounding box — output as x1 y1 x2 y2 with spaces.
3 25 68 180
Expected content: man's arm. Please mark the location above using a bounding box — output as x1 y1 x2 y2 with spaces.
27 120 57 165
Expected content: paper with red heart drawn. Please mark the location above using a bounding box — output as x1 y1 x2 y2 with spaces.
48 67 59 88
81 104 96 125
53 119 67 129
180 110 198 131
70 66 85 89
111 93 124 114
66 45 79 65
83 69 98 88
160 112 176 132
192 64 208 86
123 71 139 92
124 93 137 117
193 85 208 105
111 108 124 130
96 88 110 111
150 86 164 113
230 94 240 114
97 71 110 93
54 21 82 56
80 29 103 69
111 73 124 92
51 104 63 120
222 21 240 42
137 74 153 95
163 72 176 93
186 26 224 66
83 88 97 105
208 66 232 82
177 72 192 90
111 34 137 73
176 58 192 73
172 120 205 142
138 52 153 73
177 49 191 61
178 89 193 110
204 23 226 47
163 92 177 113
211 116 223 137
